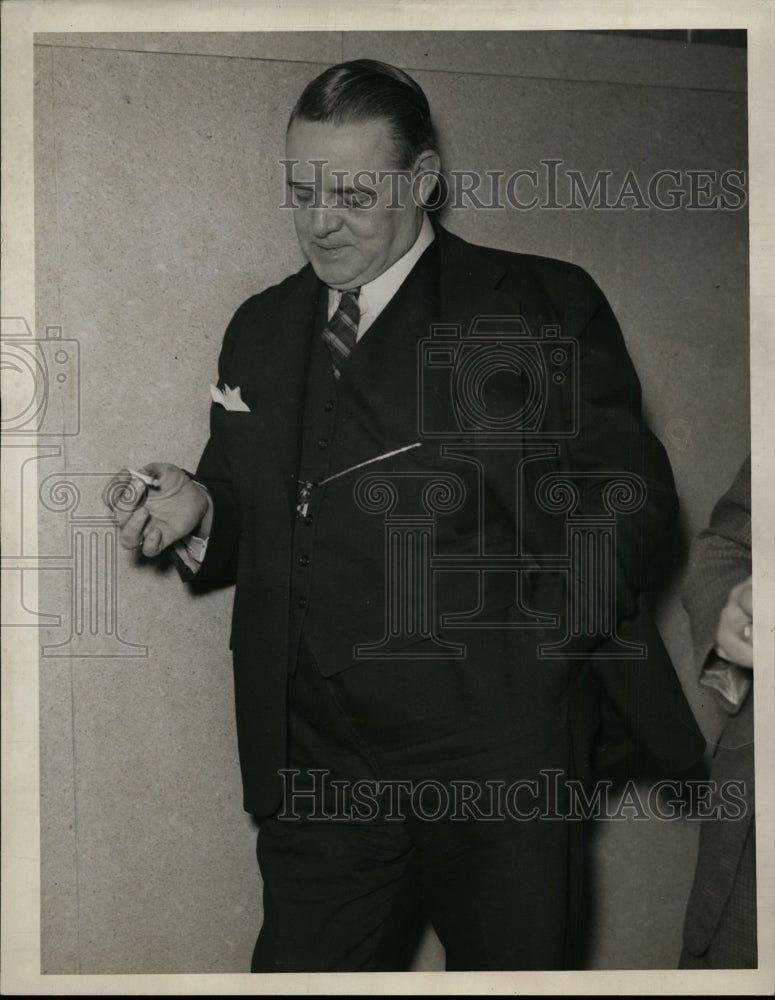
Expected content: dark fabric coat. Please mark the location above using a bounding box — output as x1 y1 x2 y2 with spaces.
186 223 705 816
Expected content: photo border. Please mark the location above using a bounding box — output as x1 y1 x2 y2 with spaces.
2 1 773 994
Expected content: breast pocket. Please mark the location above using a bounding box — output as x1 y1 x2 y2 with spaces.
209 407 272 505
212 407 263 451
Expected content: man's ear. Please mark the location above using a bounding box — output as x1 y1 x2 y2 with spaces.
411 149 442 208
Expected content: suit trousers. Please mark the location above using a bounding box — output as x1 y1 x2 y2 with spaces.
251 636 580 972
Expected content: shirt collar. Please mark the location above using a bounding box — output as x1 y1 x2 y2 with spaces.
327 214 435 339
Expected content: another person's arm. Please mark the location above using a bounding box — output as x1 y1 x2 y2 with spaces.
682 456 752 714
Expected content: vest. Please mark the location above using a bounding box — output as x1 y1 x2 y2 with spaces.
288 239 460 676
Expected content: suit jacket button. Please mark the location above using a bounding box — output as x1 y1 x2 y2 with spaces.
297 596 307 608
324 400 335 412
317 438 328 450
299 554 310 566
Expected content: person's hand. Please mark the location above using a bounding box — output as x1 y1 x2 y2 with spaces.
106 463 210 557
715 575 753 669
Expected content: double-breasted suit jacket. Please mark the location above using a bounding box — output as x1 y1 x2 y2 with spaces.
186 222 705 817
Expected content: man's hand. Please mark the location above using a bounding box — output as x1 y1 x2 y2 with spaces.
106 462 210 558
715 575 753 669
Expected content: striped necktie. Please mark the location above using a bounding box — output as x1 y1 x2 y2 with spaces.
322 288 360 378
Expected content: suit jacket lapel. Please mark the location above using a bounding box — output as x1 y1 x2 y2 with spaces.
253 264 323 511
435 223 519 330
339 224 520 394
337 238 440 411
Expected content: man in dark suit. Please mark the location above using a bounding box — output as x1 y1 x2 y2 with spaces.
113 59 704 971
680 455 756 968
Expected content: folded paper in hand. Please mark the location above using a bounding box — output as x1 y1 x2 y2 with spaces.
210 384 250 411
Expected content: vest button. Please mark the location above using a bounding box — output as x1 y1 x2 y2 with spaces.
297 596 307 609
304 515 313 526
317 438 328 450
324 400 335 412
298 554 310 567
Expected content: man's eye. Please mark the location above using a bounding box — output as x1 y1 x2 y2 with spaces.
336 191 369 209
293 188 315 205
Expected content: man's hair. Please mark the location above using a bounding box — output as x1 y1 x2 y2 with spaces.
288 59 438 170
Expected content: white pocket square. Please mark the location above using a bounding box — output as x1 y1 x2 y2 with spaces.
210 383 250 412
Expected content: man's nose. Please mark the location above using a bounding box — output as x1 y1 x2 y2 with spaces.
309 207 343 238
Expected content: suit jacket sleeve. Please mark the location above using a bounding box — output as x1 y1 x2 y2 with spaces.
525 264 679 640
509 262 703 771
571 273 678 617
176 300 252 588
682 455 752 714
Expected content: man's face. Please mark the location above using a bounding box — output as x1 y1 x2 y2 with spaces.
284 117 427 289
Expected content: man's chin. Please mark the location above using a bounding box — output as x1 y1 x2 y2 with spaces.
308 252 364 289
312 267 360 289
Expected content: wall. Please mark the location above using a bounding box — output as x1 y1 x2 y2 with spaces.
34 31 748 973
